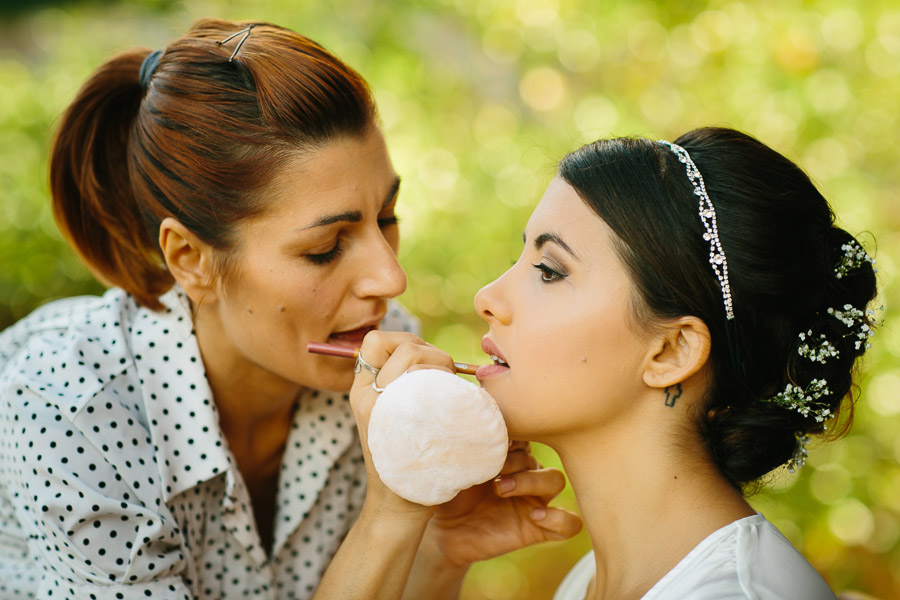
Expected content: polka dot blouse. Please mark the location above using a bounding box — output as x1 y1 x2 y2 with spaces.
0 287 419 599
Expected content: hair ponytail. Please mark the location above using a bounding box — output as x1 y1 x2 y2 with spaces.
50 48 172 309
49 19 376 311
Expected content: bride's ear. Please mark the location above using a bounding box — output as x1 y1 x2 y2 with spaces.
641 316 711 389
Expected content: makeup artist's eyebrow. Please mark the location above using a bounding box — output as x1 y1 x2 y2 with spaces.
300 176 401 230
381 176 401 211
533 232 580 260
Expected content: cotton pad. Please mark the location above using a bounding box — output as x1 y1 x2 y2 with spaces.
367 369 509 506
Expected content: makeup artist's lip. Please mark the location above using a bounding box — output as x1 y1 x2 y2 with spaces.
477 336 510 380
328 318 383 348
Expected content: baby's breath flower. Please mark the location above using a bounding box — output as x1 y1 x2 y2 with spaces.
834 241 875 279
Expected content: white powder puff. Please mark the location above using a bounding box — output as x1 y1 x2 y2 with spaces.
368 369 509 506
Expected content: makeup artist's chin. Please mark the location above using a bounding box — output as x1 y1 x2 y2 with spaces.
475 363 510 381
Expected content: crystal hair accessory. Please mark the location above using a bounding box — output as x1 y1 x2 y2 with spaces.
786 434 811 473
659 140 734 320
835 241 876 279
763 379 833 424
797 330 839 364
216 24 254 62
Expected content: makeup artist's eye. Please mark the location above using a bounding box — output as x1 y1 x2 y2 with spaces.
306 240 345 265
378 214 399 229
532 262 567 283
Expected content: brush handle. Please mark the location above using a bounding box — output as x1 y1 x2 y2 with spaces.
306 341 357 358
306 342 480 375
452 362 479 375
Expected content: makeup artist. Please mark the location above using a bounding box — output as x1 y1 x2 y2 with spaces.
0 18 580 599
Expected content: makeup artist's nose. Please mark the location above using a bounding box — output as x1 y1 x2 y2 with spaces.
475 276 511 326
354 234 407 300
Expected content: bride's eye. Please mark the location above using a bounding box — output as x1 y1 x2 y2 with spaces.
532 262 567 283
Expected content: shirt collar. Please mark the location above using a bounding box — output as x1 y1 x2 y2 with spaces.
130 286 233 503
271 387 358 556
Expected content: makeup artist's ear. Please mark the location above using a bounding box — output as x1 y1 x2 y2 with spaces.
641 316 711 388
159 217 218 304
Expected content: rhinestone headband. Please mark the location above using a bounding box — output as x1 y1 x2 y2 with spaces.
659 140 735 320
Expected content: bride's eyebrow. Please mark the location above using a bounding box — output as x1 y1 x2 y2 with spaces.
524 231 581 261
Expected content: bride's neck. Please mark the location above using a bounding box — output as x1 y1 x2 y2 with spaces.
553 421 754 600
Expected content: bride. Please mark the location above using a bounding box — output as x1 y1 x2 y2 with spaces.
316 127 878 599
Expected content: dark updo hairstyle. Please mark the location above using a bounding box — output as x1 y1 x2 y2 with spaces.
558 127 878 490
50 18 376 310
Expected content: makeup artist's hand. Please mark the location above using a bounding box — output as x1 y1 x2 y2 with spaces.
421 441 582 566
314 331 458 600
340 330 582 599
350 331 582 563
348 330 453 519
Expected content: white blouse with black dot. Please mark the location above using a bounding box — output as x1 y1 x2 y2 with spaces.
0 287 419 599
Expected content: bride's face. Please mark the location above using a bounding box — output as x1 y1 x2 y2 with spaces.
474 177 653 443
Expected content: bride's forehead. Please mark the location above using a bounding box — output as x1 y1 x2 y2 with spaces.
527 181 598 234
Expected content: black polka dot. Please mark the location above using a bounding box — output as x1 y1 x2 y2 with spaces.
0 290 417 597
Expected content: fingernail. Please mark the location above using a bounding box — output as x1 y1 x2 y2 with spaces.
495 477 516 495
530 507 547 521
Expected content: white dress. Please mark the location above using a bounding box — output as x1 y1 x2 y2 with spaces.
553 514 837 600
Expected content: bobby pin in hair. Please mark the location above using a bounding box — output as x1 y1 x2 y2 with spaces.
217 25 254 62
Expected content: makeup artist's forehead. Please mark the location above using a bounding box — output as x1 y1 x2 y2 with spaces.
249 134 398 229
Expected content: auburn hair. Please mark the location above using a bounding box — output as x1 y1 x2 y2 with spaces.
50 18 376 309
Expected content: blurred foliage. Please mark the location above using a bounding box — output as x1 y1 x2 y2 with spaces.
1 0 898 597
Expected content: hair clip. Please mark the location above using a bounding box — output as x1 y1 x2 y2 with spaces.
835 241 875 279
217 25 254 62
785 434 811 473
139 49 163 90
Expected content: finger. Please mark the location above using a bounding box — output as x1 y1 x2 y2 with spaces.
405 364 455 375
508 440 530 453
493 468 567 502
498 448 539 475
357 330 430 371
506 441 542 470
375 342 455 390
350 330 426 404
349 334 454 453
349 332 436 422
528 506 583 541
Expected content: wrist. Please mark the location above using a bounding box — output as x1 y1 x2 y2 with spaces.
419 527 471 575
357 493 435 535
402 526 469 600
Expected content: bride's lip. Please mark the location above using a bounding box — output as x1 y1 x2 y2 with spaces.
477 335 510 380
480 336 510 366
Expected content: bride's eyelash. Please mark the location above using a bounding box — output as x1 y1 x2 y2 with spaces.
532 262 567 283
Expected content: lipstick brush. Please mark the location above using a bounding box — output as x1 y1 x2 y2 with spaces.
307 341 481 375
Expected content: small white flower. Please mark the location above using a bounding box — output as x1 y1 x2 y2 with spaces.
834 241 874 279
764 379 832 423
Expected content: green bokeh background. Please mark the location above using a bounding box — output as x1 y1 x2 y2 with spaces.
1 0 898 597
